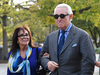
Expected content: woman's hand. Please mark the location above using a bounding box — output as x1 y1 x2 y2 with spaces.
96 61 100 67
42 52 50 58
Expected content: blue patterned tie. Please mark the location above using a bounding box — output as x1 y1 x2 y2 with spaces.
58 31 65 57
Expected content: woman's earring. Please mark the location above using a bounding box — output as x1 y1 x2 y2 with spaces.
17 41 19 44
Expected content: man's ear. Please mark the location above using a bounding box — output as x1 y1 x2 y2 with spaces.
69 14 73 21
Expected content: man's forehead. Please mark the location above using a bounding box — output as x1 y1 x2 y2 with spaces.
56 7 67 14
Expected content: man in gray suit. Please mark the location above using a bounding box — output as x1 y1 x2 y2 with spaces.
40 3 96 75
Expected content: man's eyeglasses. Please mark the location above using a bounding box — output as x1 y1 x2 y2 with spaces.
18 34 29 38
54 14 69 19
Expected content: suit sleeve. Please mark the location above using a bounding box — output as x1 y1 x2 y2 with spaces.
80 33 96 75
39 35 50 70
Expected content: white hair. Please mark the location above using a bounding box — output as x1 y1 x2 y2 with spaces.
54 3 73 15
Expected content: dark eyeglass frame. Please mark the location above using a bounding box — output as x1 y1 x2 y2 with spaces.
54 14 69 19
18 34 29 38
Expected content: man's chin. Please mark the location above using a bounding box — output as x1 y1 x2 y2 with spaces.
58 25 63 27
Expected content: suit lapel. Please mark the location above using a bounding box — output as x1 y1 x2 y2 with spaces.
60 25 76 55
52 30 59 56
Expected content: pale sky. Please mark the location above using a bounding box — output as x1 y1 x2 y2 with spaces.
13 0 29 4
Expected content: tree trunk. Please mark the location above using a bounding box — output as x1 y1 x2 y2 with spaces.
2 15 8 60
49 25 51 33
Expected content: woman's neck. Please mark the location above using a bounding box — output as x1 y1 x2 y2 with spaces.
19 45 28 59
19 45 28 51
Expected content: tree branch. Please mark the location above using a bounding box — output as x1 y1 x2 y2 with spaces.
73 6 91 14
15 4 30 10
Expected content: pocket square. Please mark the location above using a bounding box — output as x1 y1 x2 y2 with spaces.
72 43 77 47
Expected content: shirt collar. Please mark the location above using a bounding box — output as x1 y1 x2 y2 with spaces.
59 23 72 33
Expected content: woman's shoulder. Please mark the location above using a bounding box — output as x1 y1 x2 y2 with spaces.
38 47 42 50
8 50 12 59
32 47 42 54
32 47 42 50
8 50 12 55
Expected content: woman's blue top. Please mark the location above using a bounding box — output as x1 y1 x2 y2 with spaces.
7 47 41 75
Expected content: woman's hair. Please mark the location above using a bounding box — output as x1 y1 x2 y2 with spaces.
10 26 36 56
54 3 73 15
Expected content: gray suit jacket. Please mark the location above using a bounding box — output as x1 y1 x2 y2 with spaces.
40 25 96 75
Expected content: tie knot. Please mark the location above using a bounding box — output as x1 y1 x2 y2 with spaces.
61 31 66 34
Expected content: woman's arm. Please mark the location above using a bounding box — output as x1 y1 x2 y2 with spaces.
7 67 13 75
7 51 13 75
38 47 50 58
42 52 50 58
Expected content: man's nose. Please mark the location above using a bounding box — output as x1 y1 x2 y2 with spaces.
58 16 61 20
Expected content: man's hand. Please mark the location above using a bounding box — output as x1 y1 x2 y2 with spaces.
47 61 59 72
